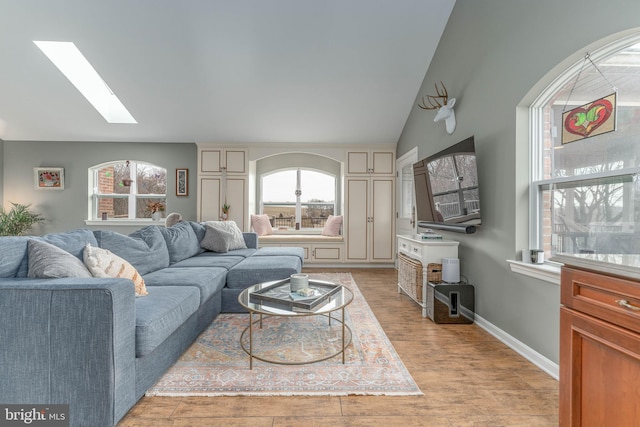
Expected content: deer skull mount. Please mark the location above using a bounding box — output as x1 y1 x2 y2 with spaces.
418 82 456 134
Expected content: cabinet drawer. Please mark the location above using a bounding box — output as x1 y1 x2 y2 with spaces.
408 244 422 260
561 266 640 334
398 239 411 253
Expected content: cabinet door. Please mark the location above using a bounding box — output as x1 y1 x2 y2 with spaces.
346 179 369 260
199 177 221 221
200 150 222 173
225 178 246 230
372 152 394 175
347 152 369 174
313 245 342 262
560 307 640 426
371 178 394 261
225 150 247 174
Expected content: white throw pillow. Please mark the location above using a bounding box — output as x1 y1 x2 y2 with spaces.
83 244 148 296
202 221 247 250
250 214 273 236
321 215 343 236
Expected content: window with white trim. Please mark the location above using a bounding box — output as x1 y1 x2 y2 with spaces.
89 160 166 220
261 168 335 231
530 35 640 258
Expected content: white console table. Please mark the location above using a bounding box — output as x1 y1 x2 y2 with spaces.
397 235 459 317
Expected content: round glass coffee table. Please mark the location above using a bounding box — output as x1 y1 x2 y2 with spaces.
238 279 354 369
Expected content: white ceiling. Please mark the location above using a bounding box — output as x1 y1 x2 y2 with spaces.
0 0 455 144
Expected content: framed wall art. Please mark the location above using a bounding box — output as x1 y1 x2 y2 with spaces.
176 168 188 196
34 167 64 190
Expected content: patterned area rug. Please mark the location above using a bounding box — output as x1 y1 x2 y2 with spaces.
146 272 421 396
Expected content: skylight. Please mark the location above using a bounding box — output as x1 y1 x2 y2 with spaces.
34 41 137 124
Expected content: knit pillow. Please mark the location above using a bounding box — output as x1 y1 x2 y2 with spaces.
83 244 148 296
202 221 247 250
200 225 235 253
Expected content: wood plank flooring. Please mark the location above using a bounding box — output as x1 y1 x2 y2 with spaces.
119 268 558 426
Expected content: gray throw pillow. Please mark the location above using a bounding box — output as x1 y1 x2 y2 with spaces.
202 220 247 250
27 239 93 278
200 225 235 253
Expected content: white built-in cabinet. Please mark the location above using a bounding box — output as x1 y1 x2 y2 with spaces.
198 147 248 230
345 150 395 263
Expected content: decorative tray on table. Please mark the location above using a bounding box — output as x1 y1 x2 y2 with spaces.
249 279 342 312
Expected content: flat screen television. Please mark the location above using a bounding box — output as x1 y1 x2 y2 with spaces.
413 136 481 234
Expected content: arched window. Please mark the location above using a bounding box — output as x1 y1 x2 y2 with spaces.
261 169 336 231
89 160 167 220
530 34 640 257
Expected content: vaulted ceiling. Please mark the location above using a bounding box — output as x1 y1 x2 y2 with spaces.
0 0 455 144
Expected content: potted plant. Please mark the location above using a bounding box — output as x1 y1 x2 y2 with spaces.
0 202 45 236
147 201 166 221
222 203 230 220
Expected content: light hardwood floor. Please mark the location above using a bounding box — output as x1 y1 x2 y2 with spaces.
119 268 558 426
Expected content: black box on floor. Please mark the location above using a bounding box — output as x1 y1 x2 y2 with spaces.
426 282 475 324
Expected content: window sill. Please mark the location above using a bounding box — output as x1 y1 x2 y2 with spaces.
506 259 562 286
85 219 165 227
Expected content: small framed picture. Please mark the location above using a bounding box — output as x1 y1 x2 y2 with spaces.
176 168 188 196
34 167 64 190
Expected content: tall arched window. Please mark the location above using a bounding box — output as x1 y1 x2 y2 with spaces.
530 34 640 258
89 160 166 220
261 169 336 231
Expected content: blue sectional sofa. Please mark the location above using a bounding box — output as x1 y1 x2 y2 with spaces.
0 221 303 427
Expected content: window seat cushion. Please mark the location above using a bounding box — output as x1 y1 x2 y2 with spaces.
259 234 343 243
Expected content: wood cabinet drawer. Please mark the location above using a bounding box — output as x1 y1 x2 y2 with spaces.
561 266 640 334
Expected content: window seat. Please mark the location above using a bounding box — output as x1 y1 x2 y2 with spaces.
259 234 344 243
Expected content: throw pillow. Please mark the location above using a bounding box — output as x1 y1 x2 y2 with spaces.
200 225 235 253
93 226 169 275
27 239 93 279
202 220 247 250
83 244 148 296
251 214 273 236
321 215 343 236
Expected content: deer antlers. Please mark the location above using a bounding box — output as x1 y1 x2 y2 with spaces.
418 81 449 110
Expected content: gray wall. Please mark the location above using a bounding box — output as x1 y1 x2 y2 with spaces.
0 140 4 204
397 0 640 363
2 141 197 235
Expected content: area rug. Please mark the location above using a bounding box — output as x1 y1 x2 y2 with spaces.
146 272 422 396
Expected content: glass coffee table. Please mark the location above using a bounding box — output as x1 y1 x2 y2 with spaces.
238 278 354 369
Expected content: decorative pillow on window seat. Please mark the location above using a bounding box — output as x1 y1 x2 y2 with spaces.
250 214 273 236
83 244 148 296
321 215 343 236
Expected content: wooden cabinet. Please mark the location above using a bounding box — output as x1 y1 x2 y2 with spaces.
345 177 395 263
197 146 248 228
346 150 394 175
560 266 640 426
199 148 247 174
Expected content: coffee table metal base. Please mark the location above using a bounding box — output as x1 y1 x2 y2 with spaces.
240 310 352 369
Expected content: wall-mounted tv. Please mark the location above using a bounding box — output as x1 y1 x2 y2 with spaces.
413 136 481 234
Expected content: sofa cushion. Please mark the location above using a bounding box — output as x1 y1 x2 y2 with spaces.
134 285 200 357
0 237 29 278
202 221 247 251
254 246 305 261
27 240 93 279
94 226 169 275
169 253 245 269
83 244 148 296
143 267 227 305
158 221 201 264
41 229 99 260
226 256 302 289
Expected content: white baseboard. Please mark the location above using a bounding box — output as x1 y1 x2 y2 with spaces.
473 314 559 380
